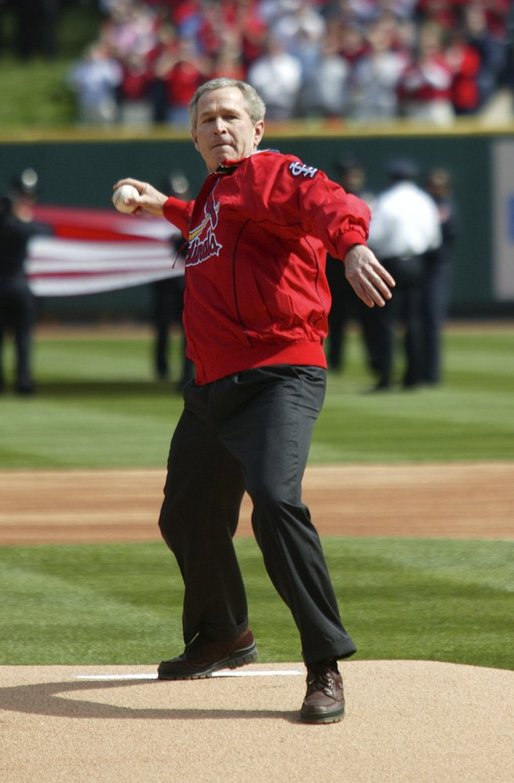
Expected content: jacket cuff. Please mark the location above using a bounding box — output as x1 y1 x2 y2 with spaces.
162 196 180 222
339 231 368 259
162 196 189 238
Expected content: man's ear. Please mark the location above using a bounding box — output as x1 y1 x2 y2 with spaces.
191 129 199 151
253 120 265 148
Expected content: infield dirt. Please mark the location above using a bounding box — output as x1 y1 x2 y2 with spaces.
1 461 513 545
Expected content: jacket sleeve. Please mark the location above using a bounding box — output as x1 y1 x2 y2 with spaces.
162 196 195 238
302 174 371 258
241 154 370 259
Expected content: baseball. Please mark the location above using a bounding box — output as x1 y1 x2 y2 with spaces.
112 184 139 214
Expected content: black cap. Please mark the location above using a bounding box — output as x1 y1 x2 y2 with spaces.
387 157 419 181
334 156 362 175
9 168 39 198
165 171 191 199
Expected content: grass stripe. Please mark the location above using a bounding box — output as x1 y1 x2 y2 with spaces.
1 539 512 669
1 327 513 467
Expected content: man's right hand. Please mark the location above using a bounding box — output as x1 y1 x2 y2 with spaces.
112 178 168 217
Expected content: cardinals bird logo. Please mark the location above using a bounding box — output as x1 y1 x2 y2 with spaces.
187 182 222 266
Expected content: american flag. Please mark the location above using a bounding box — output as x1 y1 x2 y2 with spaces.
27 205 184 297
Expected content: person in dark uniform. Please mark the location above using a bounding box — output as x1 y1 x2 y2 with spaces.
421 167 458 385
151 171 194 389
326 157 378 374
0 169 51 395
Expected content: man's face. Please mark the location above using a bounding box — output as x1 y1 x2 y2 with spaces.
191 87 264 173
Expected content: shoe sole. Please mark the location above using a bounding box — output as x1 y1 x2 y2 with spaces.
300 707 345 725
158 643 258 680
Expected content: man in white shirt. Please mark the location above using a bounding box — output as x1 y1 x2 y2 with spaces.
367 158 442 390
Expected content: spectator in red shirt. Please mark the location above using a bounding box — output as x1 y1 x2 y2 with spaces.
445 28 481 114
210 42 246 81
463 1 509 107
146 20 179 122
117 50 153 124
415 0 468 30
397 20 455 125
154 37 211 126
234 0 267 69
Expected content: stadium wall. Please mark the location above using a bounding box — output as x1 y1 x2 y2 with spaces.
0 126 513 321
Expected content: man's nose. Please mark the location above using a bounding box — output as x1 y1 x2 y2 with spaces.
213 117 227 132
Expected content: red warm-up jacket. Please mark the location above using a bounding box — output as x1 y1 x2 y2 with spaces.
162 150 370 384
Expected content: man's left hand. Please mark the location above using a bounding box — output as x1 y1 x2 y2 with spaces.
343 245 395 308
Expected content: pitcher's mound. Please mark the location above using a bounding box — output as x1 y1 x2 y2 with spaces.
2 660 512 782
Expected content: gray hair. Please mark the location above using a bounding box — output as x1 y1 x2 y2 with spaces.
188 78 266 129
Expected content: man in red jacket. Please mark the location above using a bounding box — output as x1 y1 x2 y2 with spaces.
114 78 394 724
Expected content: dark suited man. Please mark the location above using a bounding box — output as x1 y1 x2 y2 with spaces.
0 170 51 395
151 171 194 389
326 158 378 373
421 167 458 385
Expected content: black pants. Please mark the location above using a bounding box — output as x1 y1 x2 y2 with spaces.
0 280 35 392
152 278 194 386
326 257 380 374
368 255 424 388
421 256 452 384
158 365 356 665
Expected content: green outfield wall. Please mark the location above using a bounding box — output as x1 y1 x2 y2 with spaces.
1 125 513 321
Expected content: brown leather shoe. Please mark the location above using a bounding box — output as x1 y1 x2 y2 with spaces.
300 660 345 724
158 628 257 680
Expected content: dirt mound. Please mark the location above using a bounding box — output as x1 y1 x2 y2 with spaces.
1 462 512 545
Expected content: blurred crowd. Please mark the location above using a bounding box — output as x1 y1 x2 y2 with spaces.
66 0 514 127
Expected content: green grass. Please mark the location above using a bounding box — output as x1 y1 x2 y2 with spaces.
0 3 102 130
0 538 512 669
0 57 76 128
317 328 514 462
0 326 513 468
0 333 182 468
